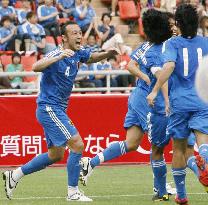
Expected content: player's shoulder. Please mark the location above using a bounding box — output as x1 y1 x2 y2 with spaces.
44 47 62 58
131 42 153 60
76 46 91 55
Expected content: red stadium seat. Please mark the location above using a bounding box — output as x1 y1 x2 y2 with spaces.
57 36 62 44
0 55 12 70
45 36 56 45
58 18 69 25
14 1 23 8
21 56 37 82
118 0 139 20
138 17 145 37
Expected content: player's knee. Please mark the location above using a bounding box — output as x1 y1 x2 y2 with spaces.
73 141 84 153
48 151 65 162
152 145 164 160
127 141 139 151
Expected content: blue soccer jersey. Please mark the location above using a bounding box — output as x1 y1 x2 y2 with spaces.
37 46 91 109
163 35 208 112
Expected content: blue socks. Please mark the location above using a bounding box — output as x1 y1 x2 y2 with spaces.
187 156 199 177
67 151 82 187
199 144 208 163
172 167 187 199
21 153 54 175
90 141 128 168
152 159 167 197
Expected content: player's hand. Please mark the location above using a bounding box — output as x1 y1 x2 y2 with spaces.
165 103 170 116
107 47 121 56
147 91 158 107
59 49 75 60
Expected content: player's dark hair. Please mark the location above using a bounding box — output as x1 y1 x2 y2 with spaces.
142 9 172 44
175 4 198 38
165 12 175 20
101 13 112 22
61 21 78 36
1 15 12 25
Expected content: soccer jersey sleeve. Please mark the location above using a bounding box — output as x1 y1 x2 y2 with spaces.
162 39 177 63
78 48 91 63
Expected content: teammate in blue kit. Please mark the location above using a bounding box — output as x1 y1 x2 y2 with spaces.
147 4 208 205
79 10 172 198
2 21 119 202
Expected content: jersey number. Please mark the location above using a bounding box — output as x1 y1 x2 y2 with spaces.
65 67 70 77
182 48 202 76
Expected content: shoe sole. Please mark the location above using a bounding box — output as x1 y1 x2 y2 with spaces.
2 172 11 200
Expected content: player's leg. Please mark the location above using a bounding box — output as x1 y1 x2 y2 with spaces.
186 133 199 178
80 125 144 185
147 112 169 201
168 112 190 204
66 134 92 201
189 110 208 191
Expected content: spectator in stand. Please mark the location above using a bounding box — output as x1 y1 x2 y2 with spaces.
6 52 36 90
108 56 135 90
0 61 11 89
9 0 16 6
37 0 60 38
57 0 75 18
201 0 208 16
89 59 118 88
111 0 118 17
0 0 16 21
0 16 16 51
83 18 102 50
98 13 131 55
36 0 45 7
16 11 53 54
16 0 31 24
198 15 208 36
160 0 176 13
73 0 96 33
75 63 95 88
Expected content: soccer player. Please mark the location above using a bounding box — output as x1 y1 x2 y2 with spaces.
80 9 172 201
147 4 208 205
2 21 119 202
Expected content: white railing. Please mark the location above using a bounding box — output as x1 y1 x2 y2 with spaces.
0 70 135 94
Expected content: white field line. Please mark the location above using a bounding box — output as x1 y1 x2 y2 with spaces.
0 193 207 200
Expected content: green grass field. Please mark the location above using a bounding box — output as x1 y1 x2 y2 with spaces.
0 165 207 205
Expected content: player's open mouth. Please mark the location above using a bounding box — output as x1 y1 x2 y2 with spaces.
76 41 81 46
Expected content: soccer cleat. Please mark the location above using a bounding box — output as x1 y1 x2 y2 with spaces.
79 157 93 186
2 171 18 200
66 190 92 202
166 182 177 195
175 195 189 205
195 155 208 188
152 193 169 201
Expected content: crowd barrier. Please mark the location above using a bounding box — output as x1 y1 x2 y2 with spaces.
0 94 180 166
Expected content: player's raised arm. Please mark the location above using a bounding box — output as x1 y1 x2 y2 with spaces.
127 59 150 85
147 62 175 106
87 47 120 63
32 49 75 72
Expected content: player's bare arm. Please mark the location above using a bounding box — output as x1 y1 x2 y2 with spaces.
154 70 170 116
127 59 150 85
87 48 120 63
147 62 175 106
32 49 75 72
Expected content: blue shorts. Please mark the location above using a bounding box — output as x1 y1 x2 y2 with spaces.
147 112 170 147
167 109 208 140
124 87 149 132
36 104 78 148
187 132 196 146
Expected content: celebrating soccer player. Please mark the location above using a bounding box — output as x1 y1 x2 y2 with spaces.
147 4 208 205
2 21 119 202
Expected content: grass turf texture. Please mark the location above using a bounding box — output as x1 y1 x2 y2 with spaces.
0 165 207 205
